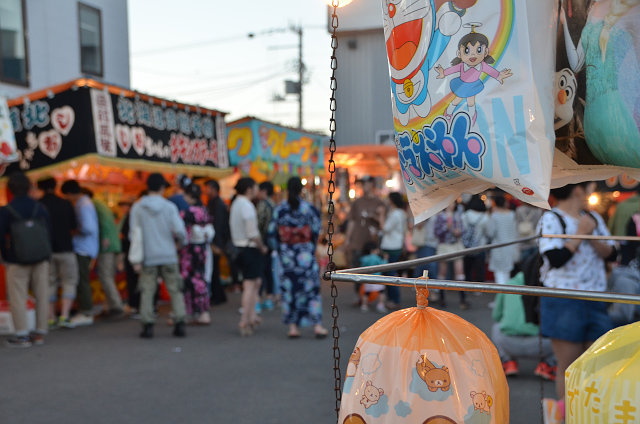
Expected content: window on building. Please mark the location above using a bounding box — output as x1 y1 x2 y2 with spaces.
0 0 29 85
78 3 103 76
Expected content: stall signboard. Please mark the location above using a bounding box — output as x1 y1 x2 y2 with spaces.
227 118 325 174
0 97 18 166
7 80 229 174
596 174 639 193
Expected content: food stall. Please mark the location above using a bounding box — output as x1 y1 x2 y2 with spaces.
0 78 233 312
227 116 326 203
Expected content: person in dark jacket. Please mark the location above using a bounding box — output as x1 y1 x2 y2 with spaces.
205 179 231 305
37 177 78 329
0 172 52 347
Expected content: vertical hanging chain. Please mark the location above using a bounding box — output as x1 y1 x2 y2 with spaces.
324 1 342 421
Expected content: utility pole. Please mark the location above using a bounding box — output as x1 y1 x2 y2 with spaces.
296 25 303 130
249 25 305 129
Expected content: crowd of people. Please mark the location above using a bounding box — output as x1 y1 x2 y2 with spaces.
2 171 639 420
0 171 328 346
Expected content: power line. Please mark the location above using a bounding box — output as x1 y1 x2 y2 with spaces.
131 25 328 57
164 71 285 98
131 34 250 57
132 63 283 79
131 63 292 91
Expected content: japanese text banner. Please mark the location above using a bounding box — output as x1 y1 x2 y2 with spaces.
382 0 557 221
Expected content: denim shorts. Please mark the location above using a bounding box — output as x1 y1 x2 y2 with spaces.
540 296 613 343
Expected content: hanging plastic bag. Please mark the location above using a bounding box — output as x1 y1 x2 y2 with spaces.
0 97 19 167
549 0 640 188
565 322 640 423
339 287 509 423
381 0 558 221
554 0 640 169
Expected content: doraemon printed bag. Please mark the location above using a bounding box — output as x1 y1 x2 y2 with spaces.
381 0 558 221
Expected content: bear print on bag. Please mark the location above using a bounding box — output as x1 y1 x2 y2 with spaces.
416 355 451 392
360 381 384 409
470 390 492 414
347 347 361 378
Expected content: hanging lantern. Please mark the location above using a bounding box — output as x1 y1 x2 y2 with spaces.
565 322 640 423
339 287 508 423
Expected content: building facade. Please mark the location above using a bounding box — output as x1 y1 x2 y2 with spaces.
0 0 129 98
329 1 394 147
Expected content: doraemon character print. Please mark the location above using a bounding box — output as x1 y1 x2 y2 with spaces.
383 1 478 126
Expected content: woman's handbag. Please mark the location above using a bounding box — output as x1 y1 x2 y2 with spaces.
128 225 144 266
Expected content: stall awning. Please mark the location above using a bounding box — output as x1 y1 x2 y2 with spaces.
327 144 399 177
5 78 233 179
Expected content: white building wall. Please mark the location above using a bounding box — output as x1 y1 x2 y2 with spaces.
0 0 129 99
334 29 394 146
330 3 395 146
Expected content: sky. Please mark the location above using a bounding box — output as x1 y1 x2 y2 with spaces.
128 0 335 134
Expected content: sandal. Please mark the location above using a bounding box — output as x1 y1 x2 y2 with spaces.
288 331 301 339
239 323 253 337
251 316 263 329
314 327 329 339
196 312 211 325
288 324 300 339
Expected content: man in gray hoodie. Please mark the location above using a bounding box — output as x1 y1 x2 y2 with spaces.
129 173 187 339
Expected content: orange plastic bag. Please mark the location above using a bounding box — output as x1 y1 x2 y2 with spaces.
339 287 508 424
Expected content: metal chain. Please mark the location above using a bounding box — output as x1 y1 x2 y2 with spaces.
325 1 341 421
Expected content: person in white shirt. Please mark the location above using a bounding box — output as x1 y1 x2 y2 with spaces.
380 192 408 307
230 177 268 336
537 182 617 418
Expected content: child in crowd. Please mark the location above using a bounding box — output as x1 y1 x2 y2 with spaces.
359 241 388 313
491 269 556 381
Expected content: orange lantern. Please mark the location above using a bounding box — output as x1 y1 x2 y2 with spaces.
339 287 509 423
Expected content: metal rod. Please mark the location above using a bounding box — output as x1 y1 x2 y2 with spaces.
331 273 640 305
542 234 640 241
339 235 539 275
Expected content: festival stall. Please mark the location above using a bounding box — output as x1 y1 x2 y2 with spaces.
0 78 232 313
227 116 326 188
325 144 403 200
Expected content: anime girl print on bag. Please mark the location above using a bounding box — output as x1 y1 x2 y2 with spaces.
435 23 513 125
383 0 478 126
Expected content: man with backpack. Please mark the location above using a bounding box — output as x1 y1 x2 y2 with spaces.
0 172 52 347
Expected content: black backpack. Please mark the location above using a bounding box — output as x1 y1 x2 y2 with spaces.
5 204 52 264
521 211 565 325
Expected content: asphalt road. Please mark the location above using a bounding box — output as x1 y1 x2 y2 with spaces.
0 285 554 423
